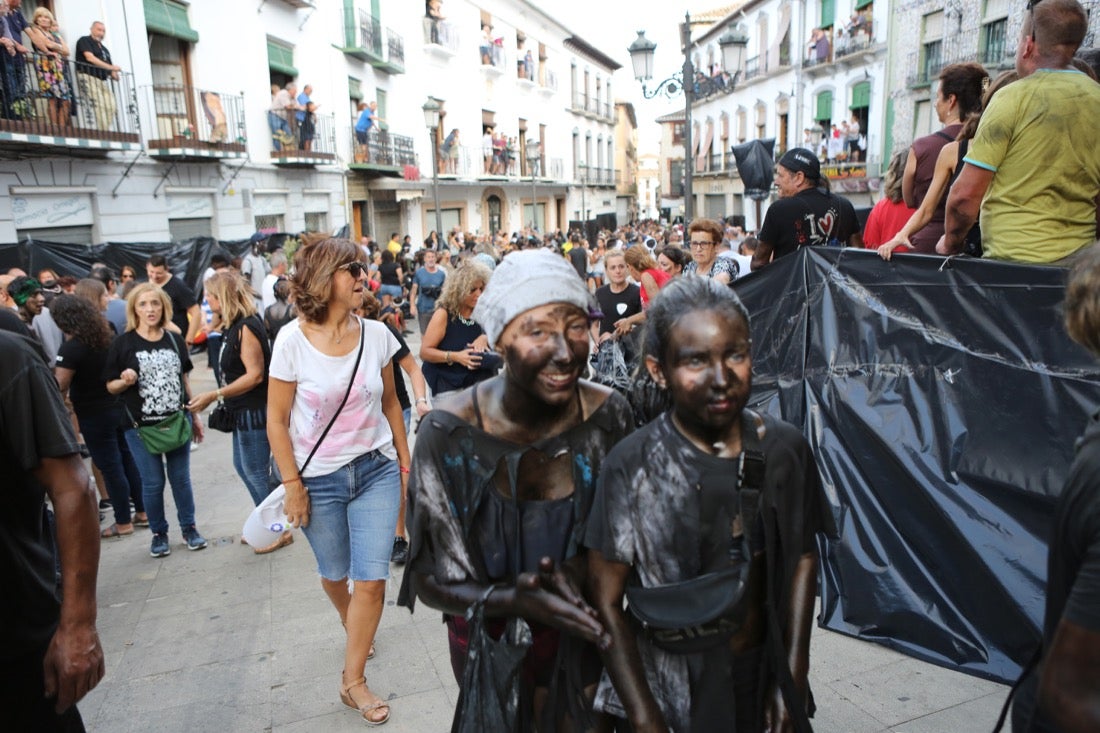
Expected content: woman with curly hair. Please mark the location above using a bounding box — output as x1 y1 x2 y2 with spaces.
52 294 146 538
267 238 410 726
419 260 498 396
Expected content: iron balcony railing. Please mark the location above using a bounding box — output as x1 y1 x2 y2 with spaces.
352 128 416 167
744 56 762 81
906 46 978 87
480 42 506 70
344 8 403 68
0 55 140 142
271 111 336 162
146 82 245 151
423 17 460 52
541 68 558 91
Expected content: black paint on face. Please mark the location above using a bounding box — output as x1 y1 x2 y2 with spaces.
500 303 590 406
657 309 752 441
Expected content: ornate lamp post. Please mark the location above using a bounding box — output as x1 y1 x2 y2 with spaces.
629 16 748 222
421 98 443 241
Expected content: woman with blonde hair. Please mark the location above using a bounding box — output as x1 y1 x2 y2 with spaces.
25 7 72 128
267 238 409 725
419 260 498 396
862 150 917 249
623 246 671 308
104 283 207 558
188 274 287 551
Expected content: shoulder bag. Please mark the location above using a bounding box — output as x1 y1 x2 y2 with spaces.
624 410 767 654
267 320 365 490
125 332 193 455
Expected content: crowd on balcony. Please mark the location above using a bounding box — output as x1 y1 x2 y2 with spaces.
0 2 123 132
268 81 324 153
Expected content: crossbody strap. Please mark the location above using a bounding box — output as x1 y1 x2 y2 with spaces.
299 320 364 476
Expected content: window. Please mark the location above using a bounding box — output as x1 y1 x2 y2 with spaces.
820 0 835 29
17 225 93 244
669 159 685 196
736 109 747 142
981 18 1008 64
305 212 328 233
255 214 285 232
168 218 212 241
815 90 833 124
671 122 685 144
149 32 194 140
913 100 932 138
920 11 944 85
375 89 388 131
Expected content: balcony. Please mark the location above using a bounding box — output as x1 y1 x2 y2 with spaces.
145 84 245 160
341 8 404 74
0 56 140 155
270 112 336 166
539 68 558 94
423 17 459 56
349 129 416 172
579 167 617 187
479 43 506 75
744 56 762 82
905 47 978 88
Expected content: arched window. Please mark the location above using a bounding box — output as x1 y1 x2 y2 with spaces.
487 195 502 235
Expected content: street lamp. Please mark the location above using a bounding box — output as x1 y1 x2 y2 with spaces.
629 16 748 222
527 142 540 232
421 98 443 243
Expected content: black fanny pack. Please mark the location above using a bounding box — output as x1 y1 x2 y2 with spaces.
625 412 767 654
420 285 442 300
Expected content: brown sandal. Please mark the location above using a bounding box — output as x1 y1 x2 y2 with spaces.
101 523 134 539
253 530 294 555
339 677 390 726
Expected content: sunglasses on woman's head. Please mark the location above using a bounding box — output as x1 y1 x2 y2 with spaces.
339 261 367 278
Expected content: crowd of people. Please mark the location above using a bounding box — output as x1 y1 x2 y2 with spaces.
6 2 1100 731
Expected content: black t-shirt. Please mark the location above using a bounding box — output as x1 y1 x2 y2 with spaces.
384 322 411 410
75 36 111 80
569 246 588 278
158 276 196 337
1012 411 1100 732
379 262 402 286
0 332 81 659
103 330 193 425
594 283 642 336
55 337 118 414
758 188 859 260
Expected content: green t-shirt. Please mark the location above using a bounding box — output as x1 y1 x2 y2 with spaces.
964 69 1100 263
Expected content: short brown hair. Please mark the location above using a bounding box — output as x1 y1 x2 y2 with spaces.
687 218 723 246
290 238 362 323
938 63 988 120
1030 0 1087 56
205 272 257 326
125 282 172 332
1064 241 1100 356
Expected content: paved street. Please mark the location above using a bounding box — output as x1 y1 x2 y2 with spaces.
78 351 1010 732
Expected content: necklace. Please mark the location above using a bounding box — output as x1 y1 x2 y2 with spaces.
457 313 475 326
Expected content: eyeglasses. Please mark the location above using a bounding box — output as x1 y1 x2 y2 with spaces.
339 261 366 279
690 240 715 248
1027 0 1042 41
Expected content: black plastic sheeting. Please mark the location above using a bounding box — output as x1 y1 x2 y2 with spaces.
733 247 1100 684
0 236 279 296
732 138 776 200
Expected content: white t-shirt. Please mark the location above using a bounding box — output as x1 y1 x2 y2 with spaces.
730 252 753 279
269 318 400 477
261 273 279 311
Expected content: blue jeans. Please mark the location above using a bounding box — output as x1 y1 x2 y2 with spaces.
267 111 290 151
300 449 400 582
233 424 272 506
78 408 143 525
124 425 197 536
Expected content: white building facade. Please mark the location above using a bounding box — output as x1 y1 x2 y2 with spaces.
0 0 623 250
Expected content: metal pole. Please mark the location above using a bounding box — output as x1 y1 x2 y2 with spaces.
681 12 694 224
581 166 586 236
429 126 443 240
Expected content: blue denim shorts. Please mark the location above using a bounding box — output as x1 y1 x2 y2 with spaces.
378 284 402 300
301 450 400 582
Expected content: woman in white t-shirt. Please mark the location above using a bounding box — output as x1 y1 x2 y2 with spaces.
267 238 410 727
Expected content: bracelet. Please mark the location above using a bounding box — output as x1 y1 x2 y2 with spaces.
445 351 453 366
215 388 224 403
283 476 303 486
415 397 429 405
399 466 410 474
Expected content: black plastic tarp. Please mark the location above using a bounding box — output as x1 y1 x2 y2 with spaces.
733 247 1100 684
732 138 776 200
2 236 260 296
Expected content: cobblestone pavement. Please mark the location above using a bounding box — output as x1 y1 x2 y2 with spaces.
79 336 1009 732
